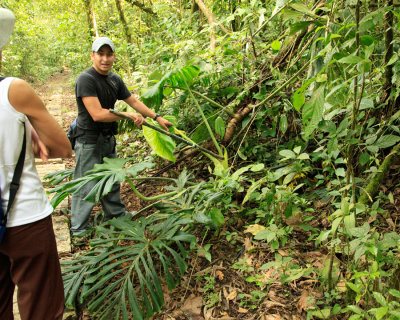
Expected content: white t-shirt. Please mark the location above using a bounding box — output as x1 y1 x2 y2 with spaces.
0 77 53 227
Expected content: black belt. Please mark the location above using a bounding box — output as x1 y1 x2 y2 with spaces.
77 132 114 144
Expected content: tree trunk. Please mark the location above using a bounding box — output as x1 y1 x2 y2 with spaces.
176 0 184 18
194 0 230 34
83 0 97 38
380 0 394 114
230 0 239 31
115 0 134 44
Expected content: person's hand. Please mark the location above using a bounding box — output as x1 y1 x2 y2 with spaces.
31 127 49 162
128 112 145 128
156 117 173 131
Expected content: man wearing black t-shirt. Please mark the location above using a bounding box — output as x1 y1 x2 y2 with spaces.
71 37 172 237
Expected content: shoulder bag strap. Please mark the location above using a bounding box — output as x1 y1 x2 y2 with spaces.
2 123 26 225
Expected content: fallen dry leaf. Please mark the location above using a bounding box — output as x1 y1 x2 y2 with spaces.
203 306 215 320
262 300 285 308
244 237 254 251
336 279 347 292
277 249 289 256
182 295 203 316
215 270 224 281
298 290 316 312
258 268 279 283
245 224 266 235
262 315 284 320
237 307 249 313
225 290 237 301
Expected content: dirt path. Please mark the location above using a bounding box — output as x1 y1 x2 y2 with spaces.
13 70 77 320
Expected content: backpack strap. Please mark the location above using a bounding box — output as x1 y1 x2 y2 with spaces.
0 123 26 226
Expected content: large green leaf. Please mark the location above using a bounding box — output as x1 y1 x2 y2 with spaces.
47 158 155 206
141 65 200 110
62 212 194 320
143 119 176 162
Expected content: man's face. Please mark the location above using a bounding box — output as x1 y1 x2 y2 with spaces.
91 45 115 75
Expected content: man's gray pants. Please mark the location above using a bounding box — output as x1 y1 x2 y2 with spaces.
71 138 127 236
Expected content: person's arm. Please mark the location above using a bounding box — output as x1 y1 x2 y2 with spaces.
124 95 172 130
81 96 143 124
82 95 172 130
8 79 72 159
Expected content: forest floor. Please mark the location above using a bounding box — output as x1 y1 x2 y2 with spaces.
32 70 400 320
31 69 309 320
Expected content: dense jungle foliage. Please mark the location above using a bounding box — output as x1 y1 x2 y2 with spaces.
3 0 400 319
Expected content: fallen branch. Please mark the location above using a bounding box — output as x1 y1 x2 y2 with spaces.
124 0 157 15
222 106 252 144
194 0 231 35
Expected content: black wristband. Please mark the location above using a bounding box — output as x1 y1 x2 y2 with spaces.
153 113 160 121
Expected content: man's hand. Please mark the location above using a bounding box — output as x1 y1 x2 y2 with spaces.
30 123 49 162
156 117 173 131
128 112 145 127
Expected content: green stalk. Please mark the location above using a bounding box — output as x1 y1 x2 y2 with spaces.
132 176 197 187
125 177 178 201
180 71 223 156
345 0 361 204
166 85 235 117
130 177 176 183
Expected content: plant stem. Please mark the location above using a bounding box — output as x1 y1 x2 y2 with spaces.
125 177 178 201
345 0 361 205
166 85 235 117
180 71 223 156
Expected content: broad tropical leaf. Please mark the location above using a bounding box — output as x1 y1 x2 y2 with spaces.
142 119 176 162
141 65 200 110
62 212 195 320
47 158 154 207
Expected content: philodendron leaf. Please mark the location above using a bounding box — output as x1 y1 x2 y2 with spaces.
89 158 154 179
126 162 155 177
141 65 200 109
89 157 129 173
143 119 176 162
81 158 155 203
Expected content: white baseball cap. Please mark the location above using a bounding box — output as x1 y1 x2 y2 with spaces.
0 8 15 50
92 37 115 52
